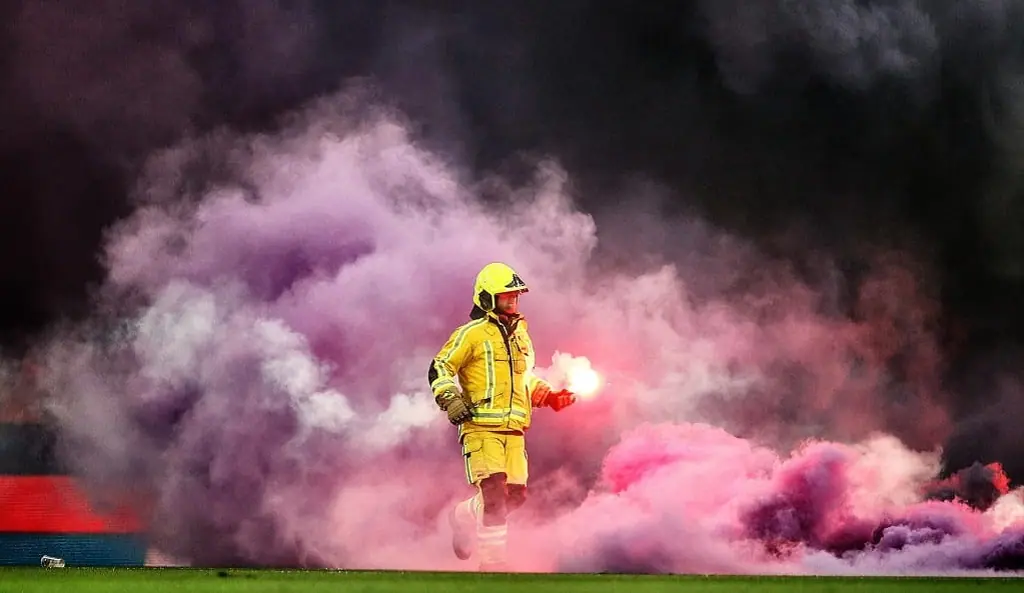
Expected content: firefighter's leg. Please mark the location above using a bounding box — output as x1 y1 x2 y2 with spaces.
460 432 512 570
451 431 507 565
505 434 529 513
476 472 509 571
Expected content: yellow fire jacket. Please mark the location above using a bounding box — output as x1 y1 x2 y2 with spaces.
429 309 550 439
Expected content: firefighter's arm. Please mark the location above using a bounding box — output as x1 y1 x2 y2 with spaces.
428 326 474 423
531 379 576 411
527 371 553 407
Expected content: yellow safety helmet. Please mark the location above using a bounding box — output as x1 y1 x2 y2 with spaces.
473 262 529 312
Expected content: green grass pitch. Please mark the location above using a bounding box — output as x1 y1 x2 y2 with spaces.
0 568 1020 593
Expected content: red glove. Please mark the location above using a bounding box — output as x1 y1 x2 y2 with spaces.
548 389 576 411
533 385 576 411
531 383 551 407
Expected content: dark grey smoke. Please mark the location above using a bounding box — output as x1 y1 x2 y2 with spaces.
701 0 940 96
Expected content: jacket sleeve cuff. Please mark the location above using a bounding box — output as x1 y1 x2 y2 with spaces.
431 378 457 397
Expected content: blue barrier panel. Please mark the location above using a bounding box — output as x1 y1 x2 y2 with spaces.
0 533 148 566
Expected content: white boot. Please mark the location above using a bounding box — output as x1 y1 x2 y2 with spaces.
476 521 509 572
449 494 479 560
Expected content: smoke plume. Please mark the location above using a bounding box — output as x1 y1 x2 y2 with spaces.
5 0 1024 576
6 1 1024 481
24 86 1023 573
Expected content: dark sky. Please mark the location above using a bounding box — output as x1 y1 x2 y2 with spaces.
3 1 1024 477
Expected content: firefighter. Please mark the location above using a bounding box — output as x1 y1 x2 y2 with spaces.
428 262 576 571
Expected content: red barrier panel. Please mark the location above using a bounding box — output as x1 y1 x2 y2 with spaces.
0 476 141 534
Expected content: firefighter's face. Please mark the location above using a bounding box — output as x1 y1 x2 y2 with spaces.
496 291 521 314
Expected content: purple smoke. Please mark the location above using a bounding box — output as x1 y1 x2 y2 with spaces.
26 88 1024 574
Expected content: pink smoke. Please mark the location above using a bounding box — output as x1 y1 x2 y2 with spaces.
30 87 1024 574
510 423 1024 575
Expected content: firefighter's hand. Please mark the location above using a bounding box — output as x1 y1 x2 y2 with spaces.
547 389 576 412
438 390 472 425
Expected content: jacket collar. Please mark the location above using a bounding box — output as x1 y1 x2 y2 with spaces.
469 305 522 333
